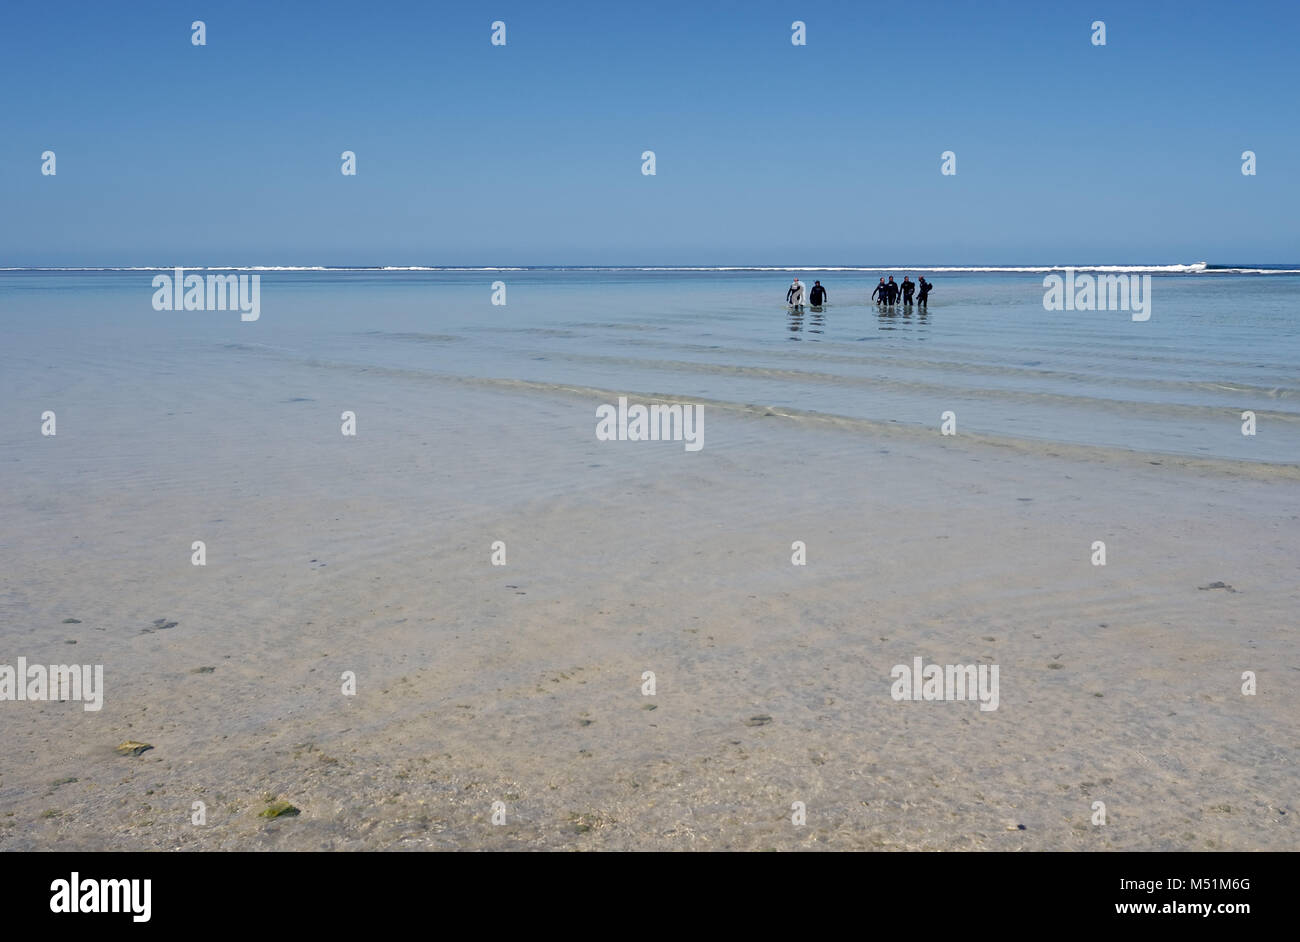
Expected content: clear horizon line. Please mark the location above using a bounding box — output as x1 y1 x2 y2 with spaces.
5 261 1300 274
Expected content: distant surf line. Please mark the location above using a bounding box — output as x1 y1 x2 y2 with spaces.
3 263 1300 274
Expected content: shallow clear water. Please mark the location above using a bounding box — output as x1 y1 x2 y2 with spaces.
2 269 1298 463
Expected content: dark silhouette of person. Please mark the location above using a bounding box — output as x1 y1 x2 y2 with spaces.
809 280 827 306
917 277 933 308
871 278 887 304
900 276 915 305
886 277 899 304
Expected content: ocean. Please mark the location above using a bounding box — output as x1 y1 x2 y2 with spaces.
3 265 1298 852
2 267 1298 464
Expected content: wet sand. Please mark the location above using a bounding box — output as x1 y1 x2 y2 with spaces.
1 354 1296 850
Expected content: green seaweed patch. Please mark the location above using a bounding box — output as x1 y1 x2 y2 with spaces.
62 618 81 624
115 741 153 757
259 801 301 819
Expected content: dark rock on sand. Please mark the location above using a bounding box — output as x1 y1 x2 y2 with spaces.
1198 582 1237 593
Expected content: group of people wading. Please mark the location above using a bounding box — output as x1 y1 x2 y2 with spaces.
786 275 932 309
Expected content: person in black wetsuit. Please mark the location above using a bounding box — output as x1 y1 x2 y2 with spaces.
809 280 827 306
900 276 915 305
917 277 932 308
786 277 805 306
871 278 887 304
885 276 898 304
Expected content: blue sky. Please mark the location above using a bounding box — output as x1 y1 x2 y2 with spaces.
2 0 1296 265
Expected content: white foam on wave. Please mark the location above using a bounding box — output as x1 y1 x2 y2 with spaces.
0 265 531 272
2 262 1299 274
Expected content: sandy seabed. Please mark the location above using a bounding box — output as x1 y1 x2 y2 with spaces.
2 354 1296 851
